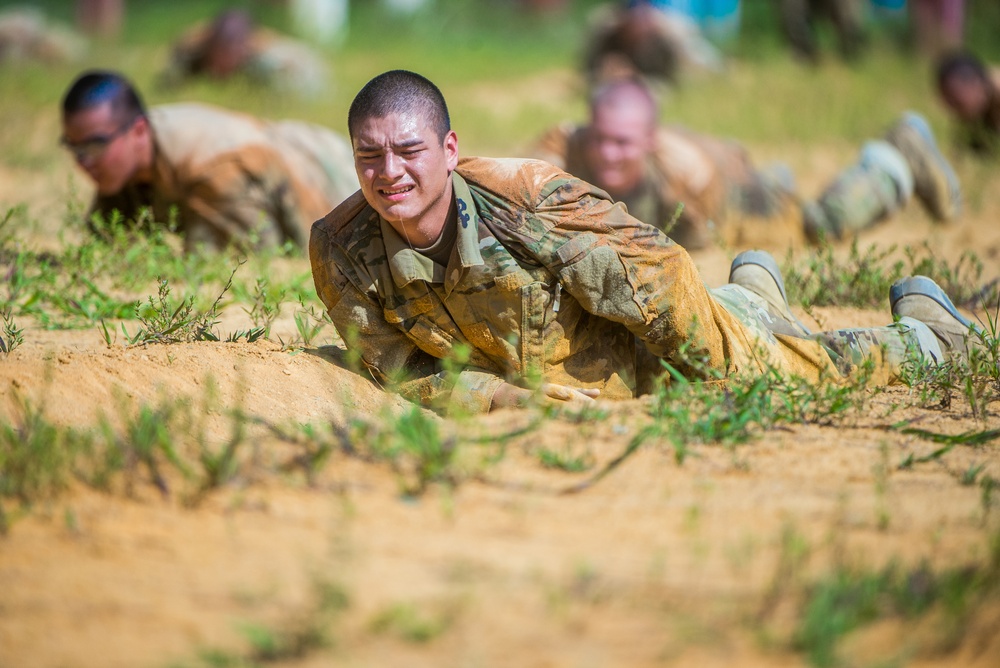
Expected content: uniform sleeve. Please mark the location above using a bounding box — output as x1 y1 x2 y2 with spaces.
181 155 305 252
309 222 505 414
649 128 724 247
524 180 729 373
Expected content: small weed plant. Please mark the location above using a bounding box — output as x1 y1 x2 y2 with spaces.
782 240 997 311
0 394 88 534
0 307 24 354
349 405 456 497
191 578 349 667
629 341 875 465
899 302 1000 420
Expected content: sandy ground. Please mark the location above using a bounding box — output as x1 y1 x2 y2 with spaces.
2 91 1000 668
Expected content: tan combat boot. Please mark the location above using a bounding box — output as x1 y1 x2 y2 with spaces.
884 112 962 222
729 250 812 337
890 275 983 363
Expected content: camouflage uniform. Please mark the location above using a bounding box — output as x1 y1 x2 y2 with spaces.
805 112 961 240
91 103 358 252
532 122 801 250
311 157 931 414
161 22 329 98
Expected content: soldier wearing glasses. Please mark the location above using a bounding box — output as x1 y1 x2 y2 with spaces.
59 69 357 252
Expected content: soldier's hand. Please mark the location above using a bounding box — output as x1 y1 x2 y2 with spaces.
540 383 600 403
490 382 600 410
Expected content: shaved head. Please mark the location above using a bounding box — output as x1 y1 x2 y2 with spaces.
589 78 659 130
348 69 451 143
583 79 658 198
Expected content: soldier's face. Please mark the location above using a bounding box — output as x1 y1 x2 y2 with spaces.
353 112 459 241
61 101 147 196
584 103 655 198
940 74 990 122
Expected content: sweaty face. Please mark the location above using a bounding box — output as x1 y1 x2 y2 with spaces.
583 102 655 199
352 112 458 243
940 75 991 122
61 102 144 196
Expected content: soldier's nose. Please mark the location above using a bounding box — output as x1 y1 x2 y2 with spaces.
382 152 405 178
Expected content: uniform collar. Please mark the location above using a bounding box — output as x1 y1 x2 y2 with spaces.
382 171 483 287
451 170 485 268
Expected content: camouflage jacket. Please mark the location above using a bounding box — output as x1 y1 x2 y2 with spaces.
311 157 824 414
91 103 357 251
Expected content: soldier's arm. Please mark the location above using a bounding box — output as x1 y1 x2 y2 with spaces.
182 157 303 252
527 181 728 373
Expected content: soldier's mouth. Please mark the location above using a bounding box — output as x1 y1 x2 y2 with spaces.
380 185 414 201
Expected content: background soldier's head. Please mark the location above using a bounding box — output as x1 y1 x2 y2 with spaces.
936 51 995 124
60 70 152 195
583 78 658 199
197 9 255 78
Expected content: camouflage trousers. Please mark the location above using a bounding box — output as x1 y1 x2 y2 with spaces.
804 139 915 240
710 284 942 385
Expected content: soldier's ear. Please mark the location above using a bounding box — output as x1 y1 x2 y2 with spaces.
132 114 151 138
444 129 459 171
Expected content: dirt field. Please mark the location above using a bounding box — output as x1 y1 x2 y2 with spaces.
2 52 1000 668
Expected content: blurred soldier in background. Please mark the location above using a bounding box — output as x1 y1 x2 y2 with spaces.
76 0 122 38
0 7 87 65
60 70 357 253
159 8 330 98
912 0 965 59
532 79 961 249
935 51 1000 155
777 0 868 63
640 0 743 44
584 0 724 89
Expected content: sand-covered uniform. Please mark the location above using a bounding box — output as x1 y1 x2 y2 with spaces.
90 103 358 252
161 22 329 98
311 157 928 414
532 122 799 250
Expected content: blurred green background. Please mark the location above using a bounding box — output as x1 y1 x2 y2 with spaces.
2 0 999 171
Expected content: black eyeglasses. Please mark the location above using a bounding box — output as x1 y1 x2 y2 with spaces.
60 116 138 162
